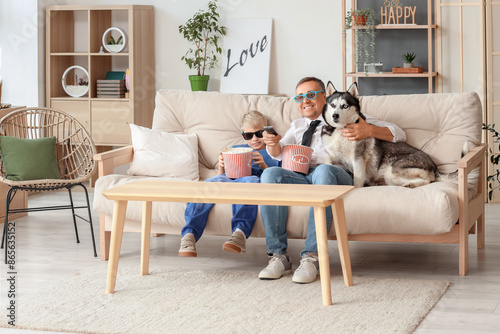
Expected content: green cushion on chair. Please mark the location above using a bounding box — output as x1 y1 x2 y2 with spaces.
0 136 61 181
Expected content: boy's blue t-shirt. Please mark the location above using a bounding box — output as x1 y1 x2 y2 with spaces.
232 144 280 178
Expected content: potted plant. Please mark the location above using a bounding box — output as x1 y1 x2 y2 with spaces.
106 35 123 52
483 123 500 201
403 52 416 68
178 1 226 91
344 8 377 75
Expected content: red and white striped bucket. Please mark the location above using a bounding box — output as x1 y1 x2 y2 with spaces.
282 144 313 174
222 147 253 179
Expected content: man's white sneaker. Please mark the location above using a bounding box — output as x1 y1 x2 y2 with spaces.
222 230 246 253
258 254 292 280
292 255 319 284
178 233 197 257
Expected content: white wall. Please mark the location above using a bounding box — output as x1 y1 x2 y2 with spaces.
0 0 42 107
1 0 344 107
65 0 343 95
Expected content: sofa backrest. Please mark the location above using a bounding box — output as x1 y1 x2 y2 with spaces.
152 89 482 179
360 92 482 173
152 90 301 179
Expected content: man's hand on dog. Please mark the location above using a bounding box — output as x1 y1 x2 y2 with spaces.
341 118 374 141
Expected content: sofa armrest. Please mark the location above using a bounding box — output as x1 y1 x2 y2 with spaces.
94 145 134 178
457 143 487 198
457 143 487 173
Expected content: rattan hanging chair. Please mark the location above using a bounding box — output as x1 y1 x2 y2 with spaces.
0 107 97 263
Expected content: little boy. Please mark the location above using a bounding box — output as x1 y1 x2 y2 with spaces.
179 110 279 257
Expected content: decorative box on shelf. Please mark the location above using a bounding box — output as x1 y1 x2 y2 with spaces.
97 80 126 98
392 66 424 74
364 62 383 74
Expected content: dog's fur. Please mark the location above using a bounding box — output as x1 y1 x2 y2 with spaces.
321 82 462 188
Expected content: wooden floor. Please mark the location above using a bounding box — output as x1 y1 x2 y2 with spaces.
1 189 499 333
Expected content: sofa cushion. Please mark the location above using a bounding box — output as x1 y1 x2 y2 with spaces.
95 174 460 237
127 124 199 180
93 174 190 227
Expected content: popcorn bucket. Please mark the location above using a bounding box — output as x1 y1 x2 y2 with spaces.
282 144 313 174
222 147 253 179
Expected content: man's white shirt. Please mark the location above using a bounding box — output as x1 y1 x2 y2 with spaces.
268 114 407 167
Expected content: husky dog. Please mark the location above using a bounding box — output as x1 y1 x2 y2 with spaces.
321 82 461 188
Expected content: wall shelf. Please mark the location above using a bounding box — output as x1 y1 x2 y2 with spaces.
46 5 155 146
346 72 437 78
342 0 438 93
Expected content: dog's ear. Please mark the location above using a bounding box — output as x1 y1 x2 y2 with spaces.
347 82 359 98
326 81 337 96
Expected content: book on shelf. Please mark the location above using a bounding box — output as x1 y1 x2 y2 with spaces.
97 78 126 98
97 93 126 98
105 71 126 80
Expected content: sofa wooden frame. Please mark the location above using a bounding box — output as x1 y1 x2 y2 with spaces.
94 143 487 276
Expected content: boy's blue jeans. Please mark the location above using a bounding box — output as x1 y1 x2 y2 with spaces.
260 164 353 257
181 174 260 241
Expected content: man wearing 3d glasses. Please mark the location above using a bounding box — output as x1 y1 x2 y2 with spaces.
258 76 406 284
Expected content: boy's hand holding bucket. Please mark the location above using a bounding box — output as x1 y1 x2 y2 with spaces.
222 147 253 179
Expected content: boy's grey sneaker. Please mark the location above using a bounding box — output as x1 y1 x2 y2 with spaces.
178 233 197 257
222 230 246 254
292 254 319 284
258 254 292 280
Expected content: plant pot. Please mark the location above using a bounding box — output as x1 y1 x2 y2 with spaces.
106 44 124 53
403 63 414 68
189 75 210 91
352 13 367 26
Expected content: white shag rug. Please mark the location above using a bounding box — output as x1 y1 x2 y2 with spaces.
1 264 450 334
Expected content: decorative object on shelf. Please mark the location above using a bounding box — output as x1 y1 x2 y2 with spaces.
125 68 130 98
364 62 383 74
97 80 125 98
381 5 417 25
178 0 226 91
392 66 423 73
402 52 416 68
344 8 377 74
102 27 126 53
61 65 89 98
97 71 126 98
482 123 500 201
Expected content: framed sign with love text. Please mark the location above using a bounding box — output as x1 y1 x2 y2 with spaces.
220 18 273 94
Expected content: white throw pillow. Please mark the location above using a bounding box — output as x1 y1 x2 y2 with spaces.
127 124 199 180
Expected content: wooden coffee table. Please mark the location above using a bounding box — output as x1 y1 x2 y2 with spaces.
102 180 354 306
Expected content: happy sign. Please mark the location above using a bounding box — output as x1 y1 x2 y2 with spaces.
380 0 417 24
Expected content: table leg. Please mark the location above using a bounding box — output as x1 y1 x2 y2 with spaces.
313 206 332 306
331 197 353 287
141 201 152 276
106 200 128 294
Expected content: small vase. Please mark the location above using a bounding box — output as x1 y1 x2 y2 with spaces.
403 63 414 68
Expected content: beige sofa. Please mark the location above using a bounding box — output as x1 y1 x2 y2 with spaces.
93 89 486 276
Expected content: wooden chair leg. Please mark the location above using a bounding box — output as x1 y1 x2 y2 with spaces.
477 214 485 249
100 213 111 261
459 222 469 276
